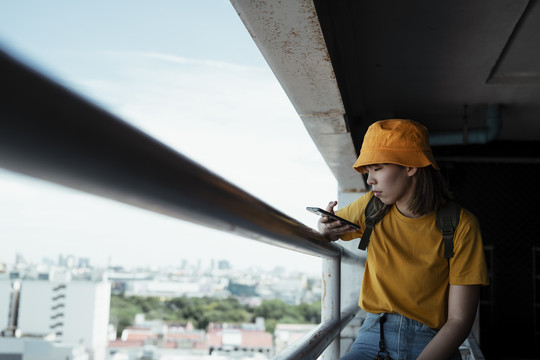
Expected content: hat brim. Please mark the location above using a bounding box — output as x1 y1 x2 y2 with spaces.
353 149 440 173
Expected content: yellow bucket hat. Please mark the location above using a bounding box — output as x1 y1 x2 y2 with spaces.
353 119 440 173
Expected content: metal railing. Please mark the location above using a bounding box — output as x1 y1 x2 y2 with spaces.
0 48 365 359
460 334 485 360
0 47 487 360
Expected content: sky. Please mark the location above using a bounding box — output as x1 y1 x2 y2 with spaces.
0 1 340 273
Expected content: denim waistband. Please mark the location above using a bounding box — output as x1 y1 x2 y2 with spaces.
365 312 436 332
342 312 458 360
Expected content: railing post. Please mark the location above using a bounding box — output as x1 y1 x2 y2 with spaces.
321 255 341 359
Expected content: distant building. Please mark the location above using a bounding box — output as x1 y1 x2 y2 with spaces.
207 322 273 356
218 260 231 270
15 253 26 266
228 280 258 297
110 323 206 348
58 254 76 268
123 280 202 298
108 317 273 359
0 277 110 360
108 316 207 359
78 257 91 268
0 337 89 360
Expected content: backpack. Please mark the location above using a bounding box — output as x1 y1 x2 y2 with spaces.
357 196 461 259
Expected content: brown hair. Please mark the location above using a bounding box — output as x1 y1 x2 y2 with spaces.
367 166 452 219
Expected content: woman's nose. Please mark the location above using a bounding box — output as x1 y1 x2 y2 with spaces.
366 172 375 185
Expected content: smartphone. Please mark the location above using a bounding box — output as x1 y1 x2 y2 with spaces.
306 207 361 230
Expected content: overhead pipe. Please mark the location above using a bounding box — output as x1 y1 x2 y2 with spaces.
429 105 501 146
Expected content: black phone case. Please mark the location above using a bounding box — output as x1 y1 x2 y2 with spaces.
306 207 360 229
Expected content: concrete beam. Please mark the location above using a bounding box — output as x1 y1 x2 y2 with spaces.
231 0 366 192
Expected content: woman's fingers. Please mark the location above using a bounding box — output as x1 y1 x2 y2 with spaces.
325 200 338 213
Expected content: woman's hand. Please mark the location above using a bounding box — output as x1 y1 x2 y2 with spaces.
317 201 357 241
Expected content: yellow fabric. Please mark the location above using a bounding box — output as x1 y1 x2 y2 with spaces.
337 191 489 329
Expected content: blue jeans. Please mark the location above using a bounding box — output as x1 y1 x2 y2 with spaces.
341 313 462 360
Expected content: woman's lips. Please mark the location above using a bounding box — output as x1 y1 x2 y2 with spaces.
373 191 382 197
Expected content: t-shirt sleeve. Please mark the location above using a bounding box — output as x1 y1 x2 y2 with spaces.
449 209 490 286
335 191 373 241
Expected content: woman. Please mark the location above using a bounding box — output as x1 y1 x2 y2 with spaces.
318 119 488 360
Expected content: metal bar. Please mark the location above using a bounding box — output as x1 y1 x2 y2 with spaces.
0 49 365 264
339 246 364 264
465 333 485 360
320 257 341 359
273 305 359 360
0 48 366 360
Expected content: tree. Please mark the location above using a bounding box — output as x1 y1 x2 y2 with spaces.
253 299 300 321
295 300 321 323
109 294 320 335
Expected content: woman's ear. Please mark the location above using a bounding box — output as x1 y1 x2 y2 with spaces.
406 167 418 177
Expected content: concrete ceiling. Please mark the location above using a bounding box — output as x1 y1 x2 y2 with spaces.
232 0 540 192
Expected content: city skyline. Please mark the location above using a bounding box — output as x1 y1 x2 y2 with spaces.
0 1 342 273
2 250 319 276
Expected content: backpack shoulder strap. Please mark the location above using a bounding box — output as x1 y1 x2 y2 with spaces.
436 201 461 259
358 196 381 250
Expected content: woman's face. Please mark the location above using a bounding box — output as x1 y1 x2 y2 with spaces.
365 163 417 209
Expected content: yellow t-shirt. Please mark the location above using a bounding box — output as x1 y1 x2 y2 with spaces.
337 191 489 329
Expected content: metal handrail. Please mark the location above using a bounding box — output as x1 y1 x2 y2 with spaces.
274 305 359 360
0 49 365 264
0 48 364 359
461 333 485 360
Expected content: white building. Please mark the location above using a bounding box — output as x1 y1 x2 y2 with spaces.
0 337 89 360
124 280 201 297
0 277 110 360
